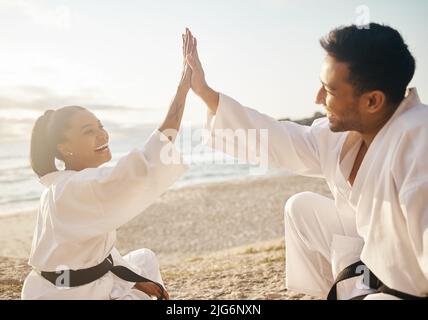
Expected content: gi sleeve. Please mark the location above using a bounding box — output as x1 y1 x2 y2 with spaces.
205 93 335 177
54 130 188 237
394 126 428 280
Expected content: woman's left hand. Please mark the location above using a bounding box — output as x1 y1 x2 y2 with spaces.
135 281 170 300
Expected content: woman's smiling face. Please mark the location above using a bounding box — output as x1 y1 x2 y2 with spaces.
57 109 112 171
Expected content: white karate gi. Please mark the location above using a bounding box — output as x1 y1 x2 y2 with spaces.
21 130 188 300
205 88 428 299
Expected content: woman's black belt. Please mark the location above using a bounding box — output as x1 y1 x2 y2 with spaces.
40 254 165 300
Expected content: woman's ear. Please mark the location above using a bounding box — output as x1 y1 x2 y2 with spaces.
56 143 73 160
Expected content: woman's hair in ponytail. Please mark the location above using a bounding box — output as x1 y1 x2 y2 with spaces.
30 106 85 178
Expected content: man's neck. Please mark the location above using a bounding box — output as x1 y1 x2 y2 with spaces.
360 131 378 148
360 108 396 148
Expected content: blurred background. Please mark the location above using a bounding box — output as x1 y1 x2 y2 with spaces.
1 0 427 215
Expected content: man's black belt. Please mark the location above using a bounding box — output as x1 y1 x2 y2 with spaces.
327 260 428 300
40 254 165 300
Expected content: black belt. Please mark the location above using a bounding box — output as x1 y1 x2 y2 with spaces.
40 254 166 300
327 260 428 300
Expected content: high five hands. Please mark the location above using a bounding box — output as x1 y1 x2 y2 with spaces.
182 28 207 95
182 28 219 113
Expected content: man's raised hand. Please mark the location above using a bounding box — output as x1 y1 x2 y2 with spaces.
185 29 209 95
184 28 219 113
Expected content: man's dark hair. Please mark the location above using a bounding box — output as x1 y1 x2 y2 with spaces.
320 23 416 108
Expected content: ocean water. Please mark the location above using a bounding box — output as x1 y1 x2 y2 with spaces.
0 114 267 216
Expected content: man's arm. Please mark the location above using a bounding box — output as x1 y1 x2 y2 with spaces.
207 92 330 176
185 30 331 176
394 126 428 281
195 85 219 115
399 181 428 280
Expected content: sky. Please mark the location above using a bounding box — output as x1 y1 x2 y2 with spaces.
1 0 427 127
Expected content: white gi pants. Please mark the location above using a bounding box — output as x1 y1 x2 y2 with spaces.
22 248 164 300
114 248 165 300
283 192 399 300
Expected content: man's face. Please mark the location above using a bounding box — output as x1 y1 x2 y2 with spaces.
316 55 363 132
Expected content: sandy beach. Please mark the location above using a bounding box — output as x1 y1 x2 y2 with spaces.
0 174 331 300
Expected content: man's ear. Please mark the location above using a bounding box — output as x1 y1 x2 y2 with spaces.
364 91 386 114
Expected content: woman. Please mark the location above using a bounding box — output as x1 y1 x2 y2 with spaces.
21 30 195 300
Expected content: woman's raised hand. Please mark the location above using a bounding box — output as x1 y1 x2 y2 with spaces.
179 28 194 92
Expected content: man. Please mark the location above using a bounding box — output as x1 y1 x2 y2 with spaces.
184 24 428 300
